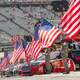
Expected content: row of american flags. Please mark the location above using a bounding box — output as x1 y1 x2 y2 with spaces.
0 0 80 69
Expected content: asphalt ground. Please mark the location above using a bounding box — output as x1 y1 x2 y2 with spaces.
0 71 80 80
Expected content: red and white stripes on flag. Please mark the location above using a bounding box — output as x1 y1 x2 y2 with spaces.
59 0 80 39
14 44 24 63
25 39 42 63
18 51 25 62
31 39 42 60
25 43 32 63
10 45 24 64
39 26 62 48
10 35 21 44
0 58 9 70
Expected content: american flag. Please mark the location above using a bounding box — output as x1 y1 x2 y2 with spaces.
30 38 42 60
59 0 80 39
0 53 9 70
10 35 21 45
39 27 62 48
35 18 62 48
18 51 25 62
1 58 9 69
22 39 32 64
25 43 32 64
10 41 24 64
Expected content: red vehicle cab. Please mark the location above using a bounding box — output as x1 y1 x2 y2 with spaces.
31 60 45 74
31 58 75 74
17 65 32 76
17 57 75 76
50 58 75 73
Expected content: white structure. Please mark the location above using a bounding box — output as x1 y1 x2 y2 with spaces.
0 52 4 58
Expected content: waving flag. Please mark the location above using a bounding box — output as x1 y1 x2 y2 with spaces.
10 41 24 64
25 40 42 63
30 38 42 60
0 58 8 70
35 18 62 48
25 43 32 64
0 52 9 70
59 0 80 39
22 39 31 63
10 35 21 45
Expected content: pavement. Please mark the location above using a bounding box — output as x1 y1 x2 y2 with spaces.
0 71 80 80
